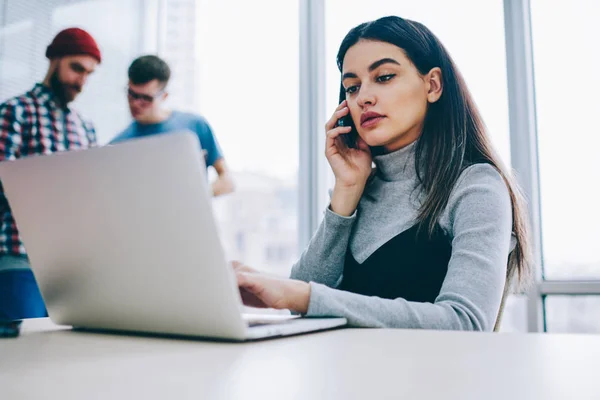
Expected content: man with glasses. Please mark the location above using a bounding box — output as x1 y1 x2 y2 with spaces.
110 55 234 197
0 28 101 326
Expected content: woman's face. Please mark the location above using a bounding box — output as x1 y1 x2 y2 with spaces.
341 39 442 152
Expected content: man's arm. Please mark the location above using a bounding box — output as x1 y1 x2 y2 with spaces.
210 158 234 197
193 116 233 196
0 102 23 216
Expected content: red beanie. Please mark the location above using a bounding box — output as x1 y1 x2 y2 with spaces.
46 28 102 63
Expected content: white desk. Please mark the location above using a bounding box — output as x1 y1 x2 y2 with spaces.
1 319 599 400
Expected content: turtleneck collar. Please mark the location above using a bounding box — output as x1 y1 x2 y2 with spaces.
373 140 418 182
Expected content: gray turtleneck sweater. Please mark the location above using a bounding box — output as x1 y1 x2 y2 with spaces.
290 141 514 331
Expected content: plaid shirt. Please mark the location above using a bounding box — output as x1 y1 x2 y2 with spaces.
0 83 97 257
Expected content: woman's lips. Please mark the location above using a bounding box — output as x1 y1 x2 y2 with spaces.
361 116 385 128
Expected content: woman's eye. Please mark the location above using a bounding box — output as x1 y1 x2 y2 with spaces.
345 85 359 94
377 74 396 83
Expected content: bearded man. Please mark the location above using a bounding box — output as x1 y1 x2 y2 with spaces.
0 27 102 321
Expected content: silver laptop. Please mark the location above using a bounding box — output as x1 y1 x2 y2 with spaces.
0 132 346 341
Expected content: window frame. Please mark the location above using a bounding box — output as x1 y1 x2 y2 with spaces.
504 0 600 332
299 0 600 333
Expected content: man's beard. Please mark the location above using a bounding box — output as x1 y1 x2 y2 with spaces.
50 70 81 105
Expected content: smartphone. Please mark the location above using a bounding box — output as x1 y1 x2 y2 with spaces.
337 83 358 149
336 114 358 149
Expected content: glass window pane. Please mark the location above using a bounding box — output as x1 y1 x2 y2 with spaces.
0 3 42 101
53 0 147 144
499 295 529 333
545 296 600 334
196 0 299 275
1 0 152 143
160 0 198 114
531 0 600 279
325 0 511 170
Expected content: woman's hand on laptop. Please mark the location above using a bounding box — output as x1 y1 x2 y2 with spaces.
234 264 311 314
231 260 258 274
230 261 283 279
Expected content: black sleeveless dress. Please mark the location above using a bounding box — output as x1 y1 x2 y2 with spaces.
339 224 452 303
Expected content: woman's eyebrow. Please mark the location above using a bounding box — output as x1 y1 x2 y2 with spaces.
342 58 401 80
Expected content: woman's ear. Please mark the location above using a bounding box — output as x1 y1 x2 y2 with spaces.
426 67 443 103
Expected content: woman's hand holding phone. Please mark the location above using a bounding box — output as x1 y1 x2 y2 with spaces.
325 100 372 216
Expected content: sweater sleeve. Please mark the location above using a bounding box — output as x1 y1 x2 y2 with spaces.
304 164 512 331
289 207 357 288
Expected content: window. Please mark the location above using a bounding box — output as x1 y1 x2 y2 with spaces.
544 296 600 333
159 0 198 114
0 0 155 144
0 1 40 101
325 0 511 166
4 0 598 330
499 295 529 333
324 1 527 330
530 0 600 281
52 0 150 144
196 0 299 276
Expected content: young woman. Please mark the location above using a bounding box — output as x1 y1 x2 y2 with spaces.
234 16 532 331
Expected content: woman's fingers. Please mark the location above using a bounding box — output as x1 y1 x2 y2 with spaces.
236 270 252 286
231 260 256 274
236 272 270 308
239 287 268 308
326 125 352 141
324 100 349 131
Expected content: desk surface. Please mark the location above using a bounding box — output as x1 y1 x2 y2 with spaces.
1 319 599 400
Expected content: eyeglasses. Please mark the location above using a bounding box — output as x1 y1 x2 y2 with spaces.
126 87 164 105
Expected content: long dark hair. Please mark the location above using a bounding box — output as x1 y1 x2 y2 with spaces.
336 16 532 290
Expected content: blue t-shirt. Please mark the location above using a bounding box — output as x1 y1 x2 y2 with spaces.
110 111 223 167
